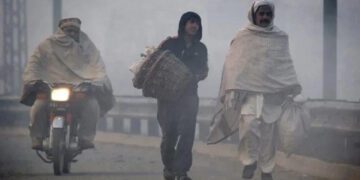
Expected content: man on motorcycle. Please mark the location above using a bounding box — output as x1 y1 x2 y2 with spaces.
20 18 114 150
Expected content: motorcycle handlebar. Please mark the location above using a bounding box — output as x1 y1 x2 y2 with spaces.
33 80 101 94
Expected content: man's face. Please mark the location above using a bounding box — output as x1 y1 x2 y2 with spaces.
184 18 200 37
255 5 273 27
62 26 80 42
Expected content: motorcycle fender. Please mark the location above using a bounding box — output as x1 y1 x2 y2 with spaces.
52 116 64 128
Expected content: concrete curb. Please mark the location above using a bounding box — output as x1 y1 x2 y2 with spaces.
3 127 360 180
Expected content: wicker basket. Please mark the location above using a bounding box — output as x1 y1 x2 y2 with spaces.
132 48 159 89
135 49 193 101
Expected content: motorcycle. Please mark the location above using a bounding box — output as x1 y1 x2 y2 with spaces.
34 81 94 175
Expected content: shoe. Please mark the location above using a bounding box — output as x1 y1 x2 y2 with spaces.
242 162 257 179
79 139 95 150
261 172 273 180
176 175 192 180
31 137 43 150
163 169 175 180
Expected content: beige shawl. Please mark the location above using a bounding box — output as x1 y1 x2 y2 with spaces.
23 29 108 84
22 29 114 113
208 0 299 144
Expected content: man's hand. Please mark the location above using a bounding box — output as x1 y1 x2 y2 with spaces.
292 84 302 96
77 81 96 93
293 94 306 103
284 84 302 97
195 73 207 81
33 80 49 92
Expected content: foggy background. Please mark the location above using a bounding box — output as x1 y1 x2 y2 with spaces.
26 0 360 101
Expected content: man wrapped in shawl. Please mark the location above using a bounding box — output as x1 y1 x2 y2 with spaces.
20 18 114 150
207 1 301 180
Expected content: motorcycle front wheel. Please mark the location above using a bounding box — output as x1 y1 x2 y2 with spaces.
62 150 72 173
52 128 65 176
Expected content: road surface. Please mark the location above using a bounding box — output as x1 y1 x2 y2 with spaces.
0 127 323 180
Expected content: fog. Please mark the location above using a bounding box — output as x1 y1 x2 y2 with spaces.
26 0 360 101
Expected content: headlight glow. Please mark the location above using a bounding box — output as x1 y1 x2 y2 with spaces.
51 88 70 101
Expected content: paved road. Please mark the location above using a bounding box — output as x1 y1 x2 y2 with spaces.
0 128 323 180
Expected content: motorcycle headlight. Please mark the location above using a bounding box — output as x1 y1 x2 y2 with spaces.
51 88 70 102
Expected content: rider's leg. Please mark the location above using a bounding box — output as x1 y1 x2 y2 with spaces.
29 99 49 149
78 97 100 149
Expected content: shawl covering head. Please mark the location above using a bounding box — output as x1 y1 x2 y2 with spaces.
248 0 275 30
23 29 107 84
22 29 114 114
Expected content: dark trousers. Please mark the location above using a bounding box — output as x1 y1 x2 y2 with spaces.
157 94 199 176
